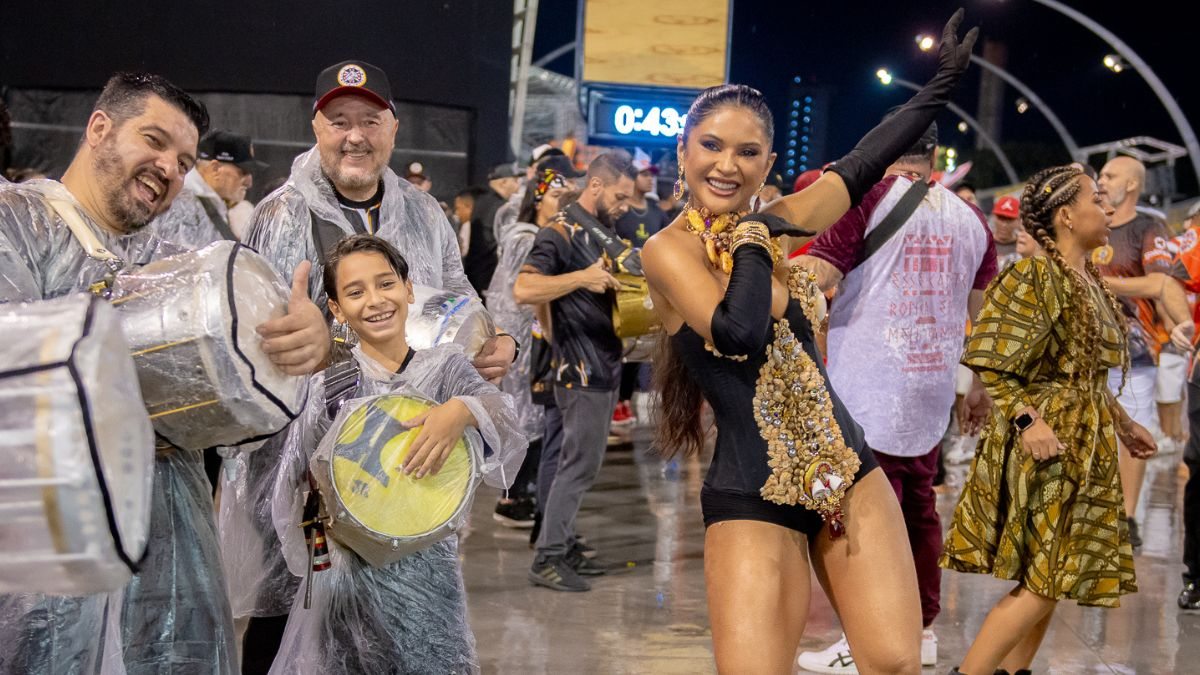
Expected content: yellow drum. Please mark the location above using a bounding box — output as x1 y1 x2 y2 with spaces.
311 393 481 567
612 273 660 339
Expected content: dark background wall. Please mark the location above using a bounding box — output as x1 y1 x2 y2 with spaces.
0 0 512 198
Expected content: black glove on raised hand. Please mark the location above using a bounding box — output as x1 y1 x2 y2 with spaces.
827 8 979 205
739 212 816 239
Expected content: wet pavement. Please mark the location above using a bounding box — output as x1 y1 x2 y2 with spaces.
461 425 1197 674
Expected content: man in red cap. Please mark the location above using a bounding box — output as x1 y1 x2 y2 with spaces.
991 194 1023 270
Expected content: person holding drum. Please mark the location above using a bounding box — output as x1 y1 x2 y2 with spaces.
233 59 519 671
269 234 526 673
639 12 975 673
514 151 635 591
0 72 331 675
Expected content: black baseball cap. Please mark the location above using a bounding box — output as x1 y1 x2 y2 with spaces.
488 163 521 180
198 130 267 170
313 60 395 116
537 155 585 179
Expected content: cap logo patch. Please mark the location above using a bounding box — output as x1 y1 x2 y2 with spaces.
337 65 367 87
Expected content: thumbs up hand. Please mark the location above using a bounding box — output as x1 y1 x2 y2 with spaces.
257 260 332 375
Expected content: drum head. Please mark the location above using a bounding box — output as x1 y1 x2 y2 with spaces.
330 395 473 538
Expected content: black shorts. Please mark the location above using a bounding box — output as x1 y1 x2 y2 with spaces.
701 447 880 538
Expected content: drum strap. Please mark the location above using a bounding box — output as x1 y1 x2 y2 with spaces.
564 202 643 276
323 359 362 424
46 199 126 274
310 210 365 265
196 196 237 241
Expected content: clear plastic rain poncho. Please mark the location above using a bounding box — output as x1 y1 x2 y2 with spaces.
0 179 238 674
269 344 526 674
219 147 480 619
148 170 228 251
485 219 544 441
244 146 473 309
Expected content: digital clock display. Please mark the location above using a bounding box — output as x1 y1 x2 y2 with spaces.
611 104 687 138
587 89 699 145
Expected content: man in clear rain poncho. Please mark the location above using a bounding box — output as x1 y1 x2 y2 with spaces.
151 129 266 249
0 72 330 675
227 59 517 671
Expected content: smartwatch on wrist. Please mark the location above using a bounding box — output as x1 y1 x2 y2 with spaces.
1013 410 1037 433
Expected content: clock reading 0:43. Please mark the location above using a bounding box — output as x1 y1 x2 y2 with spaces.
613 105 687 137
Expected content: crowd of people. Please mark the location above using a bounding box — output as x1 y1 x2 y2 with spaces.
1 9 1199 674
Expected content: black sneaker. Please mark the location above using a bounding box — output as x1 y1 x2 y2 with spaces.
1128 517 1143 549
494 499 536 529
529 554 590 592
1180 581 1200 611
572 537 597 559
567 543 607 576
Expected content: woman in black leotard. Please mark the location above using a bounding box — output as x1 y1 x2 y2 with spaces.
640 12 977 674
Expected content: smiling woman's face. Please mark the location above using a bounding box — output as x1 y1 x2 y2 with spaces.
680 105 776 214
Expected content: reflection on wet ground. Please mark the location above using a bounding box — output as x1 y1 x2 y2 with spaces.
462 426 1196 673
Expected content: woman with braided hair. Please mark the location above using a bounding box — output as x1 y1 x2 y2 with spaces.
940 165 1158 675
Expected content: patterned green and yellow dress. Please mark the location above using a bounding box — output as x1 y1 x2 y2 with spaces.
940 256 1137 607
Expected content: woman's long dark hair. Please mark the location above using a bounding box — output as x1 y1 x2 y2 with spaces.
516 183 539 225
653 84 774 458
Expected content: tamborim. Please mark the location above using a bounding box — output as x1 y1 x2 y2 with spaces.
613 273 660 339
0 294 154 594
312 392 482 567
406 285 496 356
111 241 304 451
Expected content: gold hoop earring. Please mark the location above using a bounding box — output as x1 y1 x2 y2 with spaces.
673 164 686 201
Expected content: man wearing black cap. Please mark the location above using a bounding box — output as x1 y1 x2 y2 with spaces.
235 60 516 674
463 162 522 294
152 129 266 248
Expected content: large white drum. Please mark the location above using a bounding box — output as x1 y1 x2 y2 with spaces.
0 294 154 594
312 392 482 567
111 241 305 451
405 285 495 356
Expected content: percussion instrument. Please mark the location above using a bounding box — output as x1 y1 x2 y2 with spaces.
110 241 305 451
0 294 154 594
311 392 482 567
622 336 658 363
405 285 496 356
613 273 660 339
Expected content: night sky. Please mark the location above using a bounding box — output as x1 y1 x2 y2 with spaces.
534 1 1197 187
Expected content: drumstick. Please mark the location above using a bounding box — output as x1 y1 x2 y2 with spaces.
304 533 315 610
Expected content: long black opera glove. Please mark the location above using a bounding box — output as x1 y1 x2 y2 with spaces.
709 244 774 357
826 9 979 205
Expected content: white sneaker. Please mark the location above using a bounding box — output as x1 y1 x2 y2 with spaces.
921 629 938 666
796 634 857 674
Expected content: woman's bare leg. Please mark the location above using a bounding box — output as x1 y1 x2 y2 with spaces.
998 611 1052 673
810 468 923 674
959 586 1057 674
704 520 811 674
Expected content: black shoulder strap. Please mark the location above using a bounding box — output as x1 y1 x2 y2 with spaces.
310 210 355 265
861 179 930 263
322 358 362 424
196 196 237 241
564 202 643 276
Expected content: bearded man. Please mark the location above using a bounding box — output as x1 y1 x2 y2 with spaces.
0 72 328 675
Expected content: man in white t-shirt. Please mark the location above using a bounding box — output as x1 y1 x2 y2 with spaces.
794 122 997 674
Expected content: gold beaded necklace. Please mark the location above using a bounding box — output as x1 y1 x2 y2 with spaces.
684 203 746 274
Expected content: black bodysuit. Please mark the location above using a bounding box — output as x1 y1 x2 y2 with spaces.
672 296 879 537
